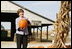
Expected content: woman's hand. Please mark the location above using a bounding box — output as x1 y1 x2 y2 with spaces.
18 28 24 31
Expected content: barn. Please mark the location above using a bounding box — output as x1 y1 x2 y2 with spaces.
1 1 54 41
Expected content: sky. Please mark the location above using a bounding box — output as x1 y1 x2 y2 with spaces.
12 1 61 21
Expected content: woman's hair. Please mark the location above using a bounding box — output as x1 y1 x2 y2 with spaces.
17 9 24 15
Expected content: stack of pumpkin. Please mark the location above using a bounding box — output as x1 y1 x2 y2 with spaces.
28 46 44 48
47 45 71 48
28 45 71 48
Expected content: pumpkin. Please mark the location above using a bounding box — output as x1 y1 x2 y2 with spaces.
37 46 44 48
47 45 56 48
28 46 44 48
18 19 28 28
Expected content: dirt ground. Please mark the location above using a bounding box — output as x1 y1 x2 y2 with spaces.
1 41 71 48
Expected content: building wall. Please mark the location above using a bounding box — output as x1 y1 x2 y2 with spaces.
1 1 21 13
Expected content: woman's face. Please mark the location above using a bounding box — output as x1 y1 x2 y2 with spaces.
19 12 24 17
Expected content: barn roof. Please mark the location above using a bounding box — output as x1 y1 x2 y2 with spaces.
9 1 55 23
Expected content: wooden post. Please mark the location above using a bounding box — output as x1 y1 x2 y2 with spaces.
47 26 48 40
33 28 35 40
40 26 42 42
37 27 38 37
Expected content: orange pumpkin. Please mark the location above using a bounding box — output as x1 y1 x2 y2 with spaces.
47 45 55 48
18 19 28 28
29 46 44 48
37 46 44 48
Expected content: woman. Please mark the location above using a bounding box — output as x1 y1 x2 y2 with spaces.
15 9 31 48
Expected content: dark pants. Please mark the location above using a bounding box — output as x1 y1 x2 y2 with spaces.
16 34 28 48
